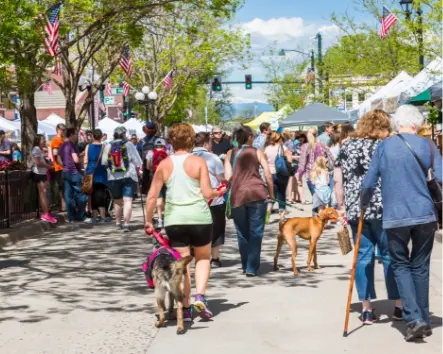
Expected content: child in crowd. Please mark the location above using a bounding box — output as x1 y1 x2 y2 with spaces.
11 143 22 162
310 156 331 213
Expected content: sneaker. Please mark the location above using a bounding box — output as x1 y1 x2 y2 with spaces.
83 218 94 223
99 217 112 223
122 224 130 233
193 294 213 319
405 321 427 342
41 213 57 224
392 306 403 321
116 224 122 230
422 325 433 338
359 309 377 325
211 259 222 268
183 307 193 322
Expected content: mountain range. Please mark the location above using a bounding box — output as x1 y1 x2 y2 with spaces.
223 102 274 120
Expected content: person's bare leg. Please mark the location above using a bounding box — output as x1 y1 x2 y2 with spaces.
286 176 294 201
156 197 164 217
39 181 49 214
98 206 106 219
123 196 133 224
211 246 220 260
193 243 211 295
174 246 192 307
297 181 304 202
114 199 123 225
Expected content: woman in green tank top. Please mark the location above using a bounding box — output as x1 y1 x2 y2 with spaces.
145 123 226 321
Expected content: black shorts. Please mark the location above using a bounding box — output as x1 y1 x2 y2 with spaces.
51 170 64 190
32 173 47 183
165 224 212 248
210 204 226 248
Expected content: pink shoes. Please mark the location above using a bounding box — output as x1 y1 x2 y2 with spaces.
41 213 57 224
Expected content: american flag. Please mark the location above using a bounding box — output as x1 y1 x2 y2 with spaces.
53 56 62 75
122 81 130 96
106 82 112 96
43 80 53 95
380 6 398 39
119 46 133 78
163 70 174 89
39 3 62 56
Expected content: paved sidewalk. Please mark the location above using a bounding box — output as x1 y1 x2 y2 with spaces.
0 201 441 354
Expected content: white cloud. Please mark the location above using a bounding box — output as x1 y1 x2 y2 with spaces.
226 17 341 103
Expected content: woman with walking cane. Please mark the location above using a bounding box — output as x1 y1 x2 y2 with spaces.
360 105 442 342
335 110 401 329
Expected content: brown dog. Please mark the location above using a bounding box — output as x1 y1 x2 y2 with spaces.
274 207 339 275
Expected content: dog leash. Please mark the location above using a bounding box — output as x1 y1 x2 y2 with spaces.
145 228 170 248
208 182 228 206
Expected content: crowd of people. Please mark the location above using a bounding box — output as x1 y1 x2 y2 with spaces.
0 103 441 342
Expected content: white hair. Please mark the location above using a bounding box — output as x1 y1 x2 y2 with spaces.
392 104 424 130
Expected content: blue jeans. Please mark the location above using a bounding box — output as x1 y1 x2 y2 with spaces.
349 219 399 301
307 179 315 196
231 200 266 275
270 174 289 211
63 172 88 222
387 222 436 326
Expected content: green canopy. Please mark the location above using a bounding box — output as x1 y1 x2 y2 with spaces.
406 81 442 105
407 89 431 105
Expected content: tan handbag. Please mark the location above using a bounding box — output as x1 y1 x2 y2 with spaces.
81 144 104 194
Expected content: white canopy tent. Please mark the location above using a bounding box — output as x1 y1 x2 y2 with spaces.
42 113 65 127
0 116 19 132
357 71 413 118
396 57 443 104
192 125 213 133
97 117 120 138
123 118 145 138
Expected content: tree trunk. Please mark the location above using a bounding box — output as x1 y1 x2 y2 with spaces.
19 91 38 168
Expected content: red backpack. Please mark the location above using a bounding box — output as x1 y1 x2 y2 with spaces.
152 148 167 172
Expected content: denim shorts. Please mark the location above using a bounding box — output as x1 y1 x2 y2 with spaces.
108 178 136 200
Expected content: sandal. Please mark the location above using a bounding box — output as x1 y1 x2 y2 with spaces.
302 200 311 205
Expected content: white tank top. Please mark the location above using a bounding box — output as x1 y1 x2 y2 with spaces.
164 154 212 227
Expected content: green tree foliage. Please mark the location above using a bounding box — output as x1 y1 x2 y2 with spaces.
127 2 249 129
324 0 442 87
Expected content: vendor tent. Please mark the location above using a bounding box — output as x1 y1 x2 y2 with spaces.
42 113 65 127
244 112 276 130
123 118 145 138
0 116 18 132
398 58 442 104
357 71 413 118
98 117 120 137
279 103 349 128
407 80 442 105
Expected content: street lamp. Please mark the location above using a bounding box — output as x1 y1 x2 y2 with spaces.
278 48 316 93
135 86 158 123
399 0 424 70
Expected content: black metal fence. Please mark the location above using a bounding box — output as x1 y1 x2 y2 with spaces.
0 170 61 229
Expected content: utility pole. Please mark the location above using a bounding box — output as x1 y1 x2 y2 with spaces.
89 58 96 131
316 33 323 101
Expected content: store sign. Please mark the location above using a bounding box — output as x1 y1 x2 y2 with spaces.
112 88 124 95
104 96 115 105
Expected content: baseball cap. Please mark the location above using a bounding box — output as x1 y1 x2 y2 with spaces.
154 137 166 146
114 126 127 135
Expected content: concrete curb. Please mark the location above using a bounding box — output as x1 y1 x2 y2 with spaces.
0 214 68 248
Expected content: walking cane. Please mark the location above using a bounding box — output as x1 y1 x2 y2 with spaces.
343 210 365 337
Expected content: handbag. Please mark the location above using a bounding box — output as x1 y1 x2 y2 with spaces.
398 135 442 216
81 144 105 195
275 145 294 177
225 146 246 219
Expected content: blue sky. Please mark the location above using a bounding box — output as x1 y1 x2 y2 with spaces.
226 0 372 103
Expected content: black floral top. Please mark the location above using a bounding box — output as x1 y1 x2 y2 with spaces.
335 138 383 221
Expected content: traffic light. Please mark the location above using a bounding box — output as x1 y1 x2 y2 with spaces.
245 74 252 90
211 77 222 92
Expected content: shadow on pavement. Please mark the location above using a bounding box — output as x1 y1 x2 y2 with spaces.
349 299 442 338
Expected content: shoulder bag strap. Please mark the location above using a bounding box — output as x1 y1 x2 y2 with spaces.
397 134 427 175
232 146 246 170
89 144 105 175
